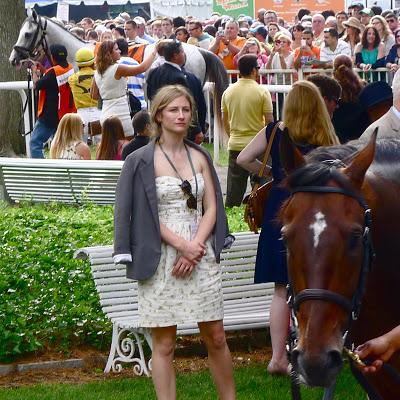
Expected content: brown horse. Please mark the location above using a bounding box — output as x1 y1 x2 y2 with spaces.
279 132 400 399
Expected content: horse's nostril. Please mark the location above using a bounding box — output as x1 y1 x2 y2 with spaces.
327 350 343 370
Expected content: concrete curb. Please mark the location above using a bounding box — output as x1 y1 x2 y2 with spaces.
0 357 107 376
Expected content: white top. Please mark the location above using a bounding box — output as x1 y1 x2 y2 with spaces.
94 64 127 100
320 40 352 62
384 34 396 57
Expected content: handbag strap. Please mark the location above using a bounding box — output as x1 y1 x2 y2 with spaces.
258 122 279 179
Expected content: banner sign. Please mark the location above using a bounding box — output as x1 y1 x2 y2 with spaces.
254 0 346 24
213 0 255 18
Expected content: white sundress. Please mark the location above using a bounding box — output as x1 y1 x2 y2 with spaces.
94 64 134 137
138 173 224 327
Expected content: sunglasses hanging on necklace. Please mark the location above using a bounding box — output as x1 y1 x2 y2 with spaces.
158 139 198 210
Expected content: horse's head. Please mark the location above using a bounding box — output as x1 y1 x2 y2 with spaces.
9 9 44 68
279 131 377 387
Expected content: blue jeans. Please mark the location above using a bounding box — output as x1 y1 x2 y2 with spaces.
30 119 57 159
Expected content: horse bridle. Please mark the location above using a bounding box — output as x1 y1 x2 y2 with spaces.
286 160 376 400
13 14 49 61
287 160 374 325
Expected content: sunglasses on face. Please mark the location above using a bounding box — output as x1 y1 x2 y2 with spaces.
387 19 396 23
180 180 197 210
274 40 281 44
330 96 341 105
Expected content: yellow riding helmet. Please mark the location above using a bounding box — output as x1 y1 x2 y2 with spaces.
75 48 95 67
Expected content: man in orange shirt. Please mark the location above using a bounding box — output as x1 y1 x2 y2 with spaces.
209 20 246 70
293 29 321 69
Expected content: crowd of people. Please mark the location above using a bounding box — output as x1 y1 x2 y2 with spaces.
23 3 400 397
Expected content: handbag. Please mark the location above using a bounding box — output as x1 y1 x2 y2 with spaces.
88 120 102 137
243 123 279 234
127 91 142 118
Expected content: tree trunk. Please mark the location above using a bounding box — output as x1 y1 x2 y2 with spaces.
0 0 26 156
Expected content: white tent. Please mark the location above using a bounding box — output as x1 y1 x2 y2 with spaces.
25 0 213 18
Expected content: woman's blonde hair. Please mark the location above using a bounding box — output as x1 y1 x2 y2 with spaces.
150 85 196 137
244 38 262 53
274 32 292 44
371 15 391 41
283 81 339 146
50 113 84 159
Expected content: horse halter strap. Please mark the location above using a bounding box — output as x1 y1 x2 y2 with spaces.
14 15 48 60
289 160 374 322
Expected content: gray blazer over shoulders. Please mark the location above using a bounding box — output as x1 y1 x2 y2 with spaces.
113 138 230 281
361 108 400 140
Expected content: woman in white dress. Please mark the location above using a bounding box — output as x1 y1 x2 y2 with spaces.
91 40 157 137
114 85 235 399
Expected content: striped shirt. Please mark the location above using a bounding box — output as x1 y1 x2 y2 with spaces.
119 56 146 109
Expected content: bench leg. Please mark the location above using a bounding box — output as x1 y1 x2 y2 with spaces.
104 324 152 376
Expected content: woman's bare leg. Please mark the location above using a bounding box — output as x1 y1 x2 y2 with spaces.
267 283 290 374
198 320 236 399
151 326 177 400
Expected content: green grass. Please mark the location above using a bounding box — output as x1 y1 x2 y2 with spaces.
0 364 365 399
202 142 229 167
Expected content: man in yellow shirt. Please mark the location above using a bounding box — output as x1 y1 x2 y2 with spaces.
209 20 246 71
68 48 101 143
222 54 273 207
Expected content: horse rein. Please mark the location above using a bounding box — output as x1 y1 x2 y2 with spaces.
14 15 49 63
286 159 376 400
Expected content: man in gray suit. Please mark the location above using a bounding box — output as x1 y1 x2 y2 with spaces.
361 71 400 140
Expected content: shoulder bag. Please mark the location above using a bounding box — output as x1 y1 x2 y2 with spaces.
243 123 279 234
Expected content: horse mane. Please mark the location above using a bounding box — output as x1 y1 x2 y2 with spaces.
40 15 88 44
286 138 400 190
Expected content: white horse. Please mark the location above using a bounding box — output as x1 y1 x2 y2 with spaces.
10 9 228 121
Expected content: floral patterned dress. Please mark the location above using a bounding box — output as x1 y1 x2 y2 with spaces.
138 173 223 327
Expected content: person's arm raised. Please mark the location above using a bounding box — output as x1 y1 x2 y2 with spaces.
115 46 158 78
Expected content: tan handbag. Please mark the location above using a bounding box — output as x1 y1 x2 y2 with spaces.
243 123 279 234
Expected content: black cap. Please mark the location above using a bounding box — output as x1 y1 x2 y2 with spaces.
359 81 393 109
50 44 68 62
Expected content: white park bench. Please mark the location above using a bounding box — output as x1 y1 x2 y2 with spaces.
0 158 123 204
75 231 273 376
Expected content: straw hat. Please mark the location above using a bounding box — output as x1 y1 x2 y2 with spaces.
343 17 364 32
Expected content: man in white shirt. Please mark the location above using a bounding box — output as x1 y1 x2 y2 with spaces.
320 28 351 68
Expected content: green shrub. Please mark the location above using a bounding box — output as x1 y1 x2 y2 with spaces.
0 202 114 362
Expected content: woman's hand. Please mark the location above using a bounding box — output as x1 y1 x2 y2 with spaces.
177 239 206 264
172 255 195 278
390 63 399 72
361 63 372 72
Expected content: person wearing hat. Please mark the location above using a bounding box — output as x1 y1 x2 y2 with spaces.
360 78 399 139
359 8 374 26
68 47 101 144
30 44 76 158
342 17 364 60
348 3 364 21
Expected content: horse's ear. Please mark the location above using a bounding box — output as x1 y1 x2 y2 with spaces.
279 127 306 175
343 128 377 188
31 9 38 21
27 8 32 18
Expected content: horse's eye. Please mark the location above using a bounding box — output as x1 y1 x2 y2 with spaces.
25 32 32 39
349 231 362 251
